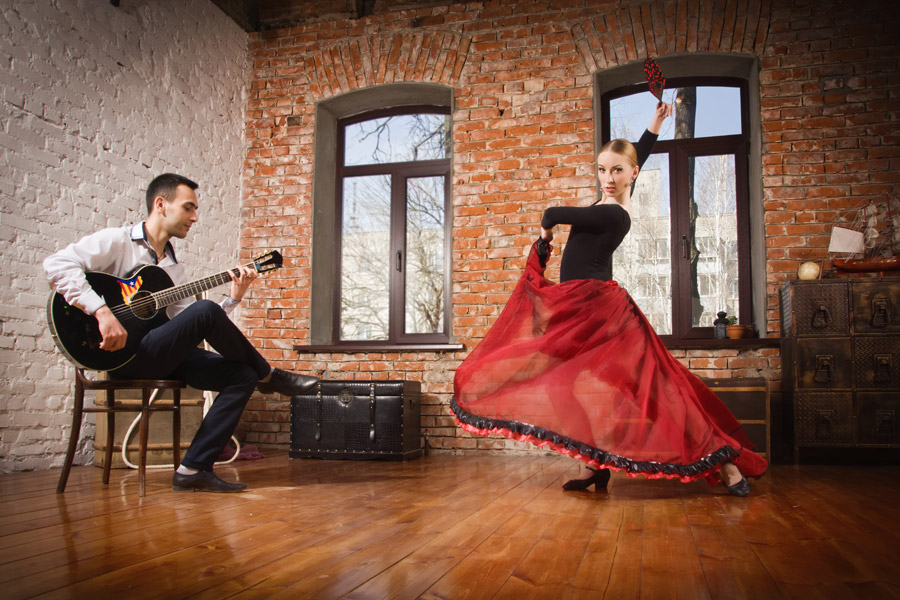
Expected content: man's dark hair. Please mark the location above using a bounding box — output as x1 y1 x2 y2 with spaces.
145 173 199 215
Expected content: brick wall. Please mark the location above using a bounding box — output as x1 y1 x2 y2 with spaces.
0 0 249 472
238 0 899 460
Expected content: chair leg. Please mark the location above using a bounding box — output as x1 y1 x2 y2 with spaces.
172 389 181 471
138 387 151 497
102 389 115 485
57 374 85 493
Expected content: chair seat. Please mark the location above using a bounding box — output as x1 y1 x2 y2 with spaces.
58 369 186 497
81 376 187 390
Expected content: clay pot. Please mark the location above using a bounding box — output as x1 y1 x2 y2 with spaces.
726 325 753 339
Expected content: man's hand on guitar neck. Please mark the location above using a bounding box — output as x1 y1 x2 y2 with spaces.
228 265 258 303
95 305 128 352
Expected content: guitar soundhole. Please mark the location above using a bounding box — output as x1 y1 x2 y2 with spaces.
130 290 158 319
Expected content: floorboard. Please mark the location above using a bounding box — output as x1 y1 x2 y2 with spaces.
0 453 899 599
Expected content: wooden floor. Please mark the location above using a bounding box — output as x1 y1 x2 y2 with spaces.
1 452 899 600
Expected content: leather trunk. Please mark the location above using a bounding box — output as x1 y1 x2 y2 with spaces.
290 380 422 460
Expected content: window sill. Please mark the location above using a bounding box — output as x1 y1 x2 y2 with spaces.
663 337 780 350
293 343 466 354
293 339 778 354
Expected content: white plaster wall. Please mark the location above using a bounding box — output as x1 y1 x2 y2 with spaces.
0 0 249 472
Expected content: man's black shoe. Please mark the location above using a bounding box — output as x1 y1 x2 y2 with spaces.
172 470 247 493
256 368 319 396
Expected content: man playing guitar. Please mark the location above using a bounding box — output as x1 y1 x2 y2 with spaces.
44 173 318 493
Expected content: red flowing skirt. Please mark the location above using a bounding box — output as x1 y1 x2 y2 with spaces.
452 242 768 486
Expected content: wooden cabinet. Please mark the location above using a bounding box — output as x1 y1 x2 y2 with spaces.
780 278 900 461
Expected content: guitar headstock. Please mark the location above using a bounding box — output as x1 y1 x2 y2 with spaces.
252 250 283 274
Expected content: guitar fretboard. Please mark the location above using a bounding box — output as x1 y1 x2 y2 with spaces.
151 265 249 309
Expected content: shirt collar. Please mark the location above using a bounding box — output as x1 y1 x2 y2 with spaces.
131 222 178 264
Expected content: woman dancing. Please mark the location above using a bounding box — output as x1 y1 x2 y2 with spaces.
451 105 767 496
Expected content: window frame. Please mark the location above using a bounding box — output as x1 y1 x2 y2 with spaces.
334 105 452 346
602 76 753 342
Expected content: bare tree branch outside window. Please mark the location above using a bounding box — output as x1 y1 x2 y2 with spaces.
345 114 450 165
406 176 444 334
340 175 391 340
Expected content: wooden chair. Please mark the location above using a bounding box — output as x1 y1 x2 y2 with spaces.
57 369 185 497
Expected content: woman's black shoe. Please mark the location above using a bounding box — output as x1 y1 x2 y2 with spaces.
725 477 751 497
562 467 611 491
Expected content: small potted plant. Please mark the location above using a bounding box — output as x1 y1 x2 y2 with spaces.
725 315 753 339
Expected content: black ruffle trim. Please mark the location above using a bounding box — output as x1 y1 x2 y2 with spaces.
451 396 739 479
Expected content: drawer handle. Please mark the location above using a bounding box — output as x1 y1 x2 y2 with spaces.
874 354 893 383
871 297 891 328
815 410 834 440
814 354 834 383
875 410 895 438
811 304 832 329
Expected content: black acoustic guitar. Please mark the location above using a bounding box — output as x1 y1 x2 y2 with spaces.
47 250 282 371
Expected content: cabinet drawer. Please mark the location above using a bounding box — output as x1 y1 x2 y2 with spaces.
789 280 850 337
852 281 900 334
796 392 855 445
853 336 900 389
857 393 900 445
795 338 853 389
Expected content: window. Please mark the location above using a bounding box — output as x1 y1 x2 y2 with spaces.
604 77 752 340
335 108 451 344
306 83 457 351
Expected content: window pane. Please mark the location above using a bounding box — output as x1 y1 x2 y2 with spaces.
613 157 672 335
344 113 450 166
340 175 391 340
610 87 741 141
405 176 445 335
689 154 739 327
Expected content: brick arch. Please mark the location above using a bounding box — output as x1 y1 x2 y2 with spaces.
302 31 472 101
573 0 773 72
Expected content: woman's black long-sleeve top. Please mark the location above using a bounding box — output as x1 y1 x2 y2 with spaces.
541 129 658 282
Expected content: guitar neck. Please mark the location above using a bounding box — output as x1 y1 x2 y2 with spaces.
151 263 252 308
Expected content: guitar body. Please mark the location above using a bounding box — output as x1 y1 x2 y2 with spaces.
48 266 175 371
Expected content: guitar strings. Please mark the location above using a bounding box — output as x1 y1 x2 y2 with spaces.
105 261 269 322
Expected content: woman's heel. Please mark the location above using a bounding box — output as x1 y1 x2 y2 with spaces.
720 462 751 496
562 467 611 491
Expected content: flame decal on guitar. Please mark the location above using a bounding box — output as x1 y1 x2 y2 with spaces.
47 250 282 371
118 275 144 306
